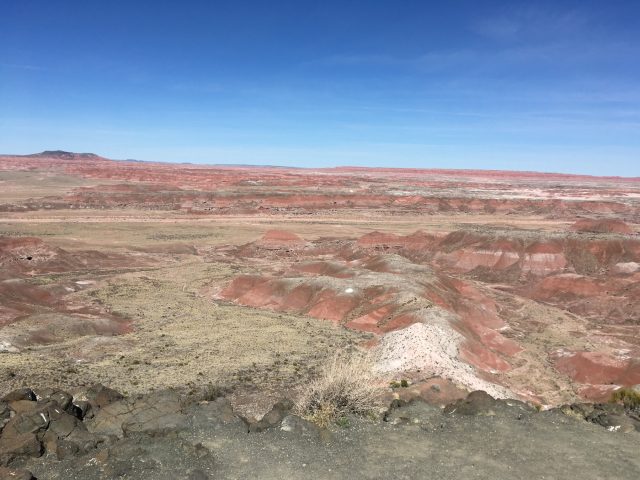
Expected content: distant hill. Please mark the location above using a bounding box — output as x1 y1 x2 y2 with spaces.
27 150 100 159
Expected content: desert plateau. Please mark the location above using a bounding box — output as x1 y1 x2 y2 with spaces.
0 151 639 478
4 0 640 477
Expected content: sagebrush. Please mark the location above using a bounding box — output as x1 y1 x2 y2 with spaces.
295 350 384 427
610 388 640 411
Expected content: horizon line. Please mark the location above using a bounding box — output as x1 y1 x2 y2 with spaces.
2 149 639 181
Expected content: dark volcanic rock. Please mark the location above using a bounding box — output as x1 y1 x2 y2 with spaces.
557 402 596 420
7 401 41 415
242 399 294 433
85 384 124 410
71 400 92 420
1 407 49 438
46 405 99 453
554 401 640 433
0 399 102 465
589 413 639 433
384 401 443 427
49 391 73 412
279 414 321 438
188 397 244 430
88 390 186 438
32 388 73 412
443 391 535 417
585 403 640 433
0 432 42 466
4 386 640 479
444 390 500 416
36 434 215 479
2 389 36 403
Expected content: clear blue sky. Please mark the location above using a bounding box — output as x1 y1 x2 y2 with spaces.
1 1 639 175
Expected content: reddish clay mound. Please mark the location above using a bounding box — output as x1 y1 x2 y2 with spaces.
357 231 403 248
0 235 148 349
355 230 640 282
356 231 437 252
0 236 59 278
523 273 640 323
218 252 523 383
460 340 512 373
553 350 640 389
214 227 640 403
526 274 604 300
571 218 633 235
255 230 306 249
0 236 150 277
521 241 567 275
292 261 353 278
219 275 365 324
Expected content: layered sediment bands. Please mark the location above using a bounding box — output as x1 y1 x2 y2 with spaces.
216 234 528 397
551 350 640 401
553 350 640 385
0 236 151 349
213 225 640 404
358 228 640 324
0 236 150 279
2 152 640 408
571 218 634 234
52 188 640 219
2 153 639 221
521 242 567 275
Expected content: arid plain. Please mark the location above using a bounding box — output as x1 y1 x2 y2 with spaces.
1 150 639 416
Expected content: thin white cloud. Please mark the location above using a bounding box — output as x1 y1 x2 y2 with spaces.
471 7 589 42
0 62 44 71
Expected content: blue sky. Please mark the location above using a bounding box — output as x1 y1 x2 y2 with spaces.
1 0 639 175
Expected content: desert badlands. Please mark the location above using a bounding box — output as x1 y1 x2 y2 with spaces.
1 151 640 479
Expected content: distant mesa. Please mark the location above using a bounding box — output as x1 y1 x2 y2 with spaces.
29 150 100 159
571 218 633 235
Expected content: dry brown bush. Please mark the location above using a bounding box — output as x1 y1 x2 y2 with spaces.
295 350 385 427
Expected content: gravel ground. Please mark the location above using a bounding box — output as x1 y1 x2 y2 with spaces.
22 401 640 480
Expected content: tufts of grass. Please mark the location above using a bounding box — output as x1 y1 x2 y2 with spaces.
390 379 409 389
295 351 384 428
610 388 640 411
201 383 230 402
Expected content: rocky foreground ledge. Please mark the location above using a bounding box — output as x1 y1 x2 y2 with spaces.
1 385 639 480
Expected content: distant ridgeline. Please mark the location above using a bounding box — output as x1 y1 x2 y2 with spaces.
28 150 100 159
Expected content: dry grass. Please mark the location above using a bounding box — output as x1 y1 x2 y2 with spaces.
295 350 385 427
610 388 640 411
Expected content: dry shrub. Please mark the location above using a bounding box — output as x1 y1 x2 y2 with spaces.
295 350 384 427
610 387 640 411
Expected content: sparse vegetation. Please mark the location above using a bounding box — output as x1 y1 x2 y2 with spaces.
610 388 640 411
201 383 230 401
295 350 385 427
390 379 410 389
